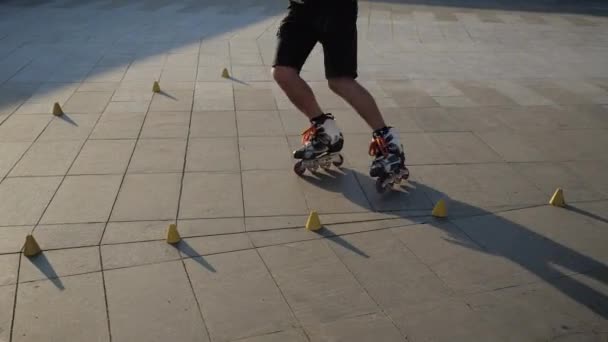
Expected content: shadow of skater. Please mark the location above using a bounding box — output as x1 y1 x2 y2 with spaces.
304 169 608 319
27 253 65 290
173 240 216 272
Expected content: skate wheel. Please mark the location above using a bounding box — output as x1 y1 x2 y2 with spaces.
332 154 344 167
375 177 390 194
294 161 306 176
402 168 410 180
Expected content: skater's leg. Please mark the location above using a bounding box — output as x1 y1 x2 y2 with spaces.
328 78 386 131
273 66 324 120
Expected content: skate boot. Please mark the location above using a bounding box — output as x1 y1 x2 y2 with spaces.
368 127 410 193
293 113 345 175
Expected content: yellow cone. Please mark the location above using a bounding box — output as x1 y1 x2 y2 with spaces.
152 81 161 93
221 68 230 78
305 211 322 231
432 199 447 218
166 224 181 244
52 102 63 116
549 188 565 207
23 235 41 257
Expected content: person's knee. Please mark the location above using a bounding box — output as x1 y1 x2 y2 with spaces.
272 66 298 87
328 78 356 96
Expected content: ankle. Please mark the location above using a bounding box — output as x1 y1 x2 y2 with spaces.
310 113 334 125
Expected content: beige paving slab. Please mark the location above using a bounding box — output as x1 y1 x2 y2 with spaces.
409 107 471 132
0 115 50 142
190 110 237 137
178 233 252 258
428 132 503 163
0 254 19 286
242 170 308 216
279 109 311 135
239 136 292 170
184 249 295 342
235 87 277 111
309 313 405 342
90 112 145 139
78 82 120 92
193 83 234 111
160 67 197 83
101 240 181 270
0 142 31 178
0 284 16 342
41 175 122 224
104 101 150 113
177 217 245 237
0 176 62 226
179 172 243 219
12 272 110 342
37 114 100 141
140 111 190 138
34 223 105 250
69 139 135 175
111 173 181 221
149 90 193 112
186 137 240 172
101 220 173 245
19 246 100 282
235 329 308 342
9 140 84 177
236 110 284 136
63 91 113 113
128 138 187 173
105 261 209 342
0 226 32 254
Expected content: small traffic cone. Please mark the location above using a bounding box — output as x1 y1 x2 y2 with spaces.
152 81 161 93
305 211 322 231
166 224 181 244
221 68 230 78
432 199 447 218
52 102 64 116
23 235 41 257
549 188 565 207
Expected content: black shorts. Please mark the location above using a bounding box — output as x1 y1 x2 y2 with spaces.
273 0 358 79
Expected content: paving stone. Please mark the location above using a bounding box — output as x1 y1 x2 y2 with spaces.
297 168 372 213
177 217 245 237
0 284 16 342
0 254 19 286
105 261 209 342
78 82 120 92
259 240 378 334
160 67 197 83
0 115 50 142
0 177 62 226
279 109 313 135
242 170 308 216
235 87 277 111
0 226 32 254
178 234 252 258
186 137 240 172
141 111 190 138
41 175 122 224
235 329 308 342
111 173 181 221
128 138 187 173
101 241 181 270
194 83 234 111
102 220 173 244
179 172 243 219
69 139 135 175
63 91 113 113
19 246 100 282
34 223 104 250
90 112 145 139
476 130 549 162
491 80 555 106
309 313 405 342
9 140 83 177
236 110 284 136
409 107 471 132
149 90 193 112
231 66 272 82
248 228 322 248
12 273 110 342
184 249 295 342
190 111 237 137
0 142 31 178
104 101 150 113
37 114 100 141
428 132 503 163
239 136 292 170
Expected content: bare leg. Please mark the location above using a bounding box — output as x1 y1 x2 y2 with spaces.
272 66 324 120
328 77 386 131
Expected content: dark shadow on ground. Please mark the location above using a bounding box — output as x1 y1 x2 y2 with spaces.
157 90 177 101
314 226 370 258
26 253 65 290
173 240 216 272
565 204 608 225
58 113 78 126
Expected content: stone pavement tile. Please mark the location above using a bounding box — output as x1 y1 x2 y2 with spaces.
78 82 120 92
563 161 608 196
258 240 378 334
34 223 104 250
0 177 62 226
90 112 145 139
475 130 548 162
111 87 154 102
519 79 595 105
409 107 471 132
63 91 113 114
24 83 78 106
234 87 277 111
378 80 440 108
433 96 478 107
190 111 237 138
0 226 32 254
12 273 110 342
297 168 372 213
232 66 272 82
0 115 50 142
309 313 405 342
105 261 209 342
452 80 518 106
69 139 135 175
245 215 309 231
391 221 536 294
178 233 253 258
111 173 181 221
512 162 606 202
102 220 173 244
411 80 463 97
123 67 162 82
184 249 295 342
236 110 284 136
140 111 190 138
104 101 150 113
83 67 127 83
179 172 243 219
0 284 15 342
236 329 308 342
197 66 228 82
149 90 194 112
101 241 181 270
428 132 503 163
239 137 292 170
194 83 234 111
553 105 608 129
177 218 245 237
19 246 100 282
13 102 55 115
248 228 322 248
242 170 308 216
380 107 424 133
41 175 122 224
443 107 511 132
160 67 197 83
491 80 555 106
557 129 608 161
186 137 240 172
9 140 84 177
0 254 19 286
37 114 100 141
0 142 30 178
279 109 311 135
128 138 187 173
